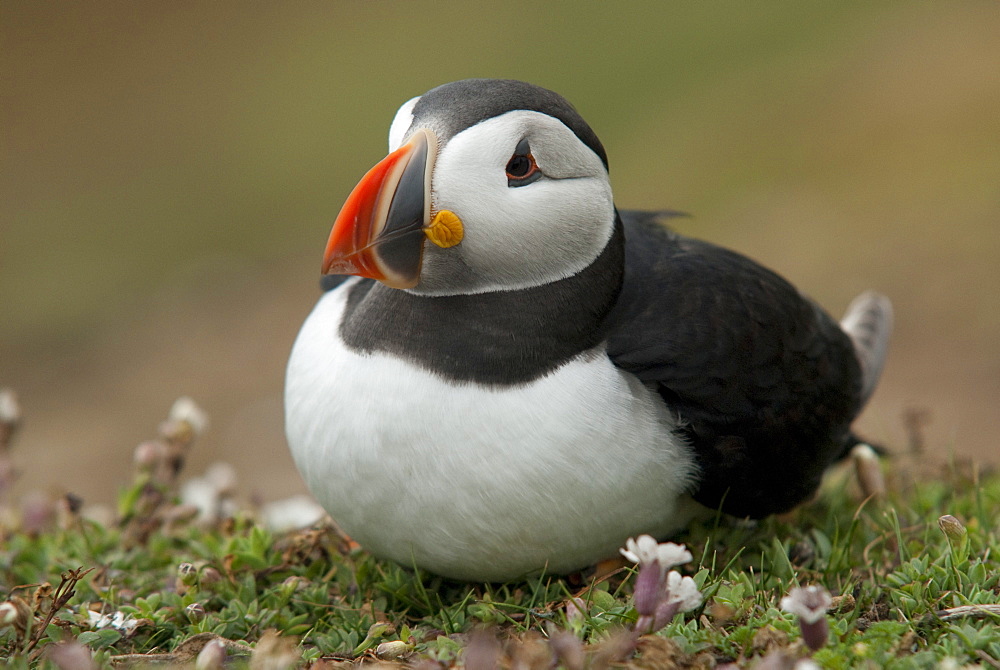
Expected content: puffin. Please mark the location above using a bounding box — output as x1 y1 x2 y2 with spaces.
284 79 892 582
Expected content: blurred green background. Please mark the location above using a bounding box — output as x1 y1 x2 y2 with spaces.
3 2 998 506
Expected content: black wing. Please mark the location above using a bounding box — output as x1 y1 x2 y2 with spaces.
606 211 864 518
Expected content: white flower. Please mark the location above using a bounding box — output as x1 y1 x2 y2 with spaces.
620 535 658 565
180 462 239 524
180 477 224 524
664 571 702 611
620 535 692 571
260 494 328 533
87 609 140 633
646 570 703 630
0 389 21 425
780 585 833 625
168 396 209 436
622 536 698 632
0 601 20 626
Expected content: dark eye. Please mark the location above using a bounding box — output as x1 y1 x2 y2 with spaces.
506 139 542 186
506 154 534 178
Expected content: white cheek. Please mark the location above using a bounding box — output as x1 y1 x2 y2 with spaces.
483 178 613 266
427 112 615 294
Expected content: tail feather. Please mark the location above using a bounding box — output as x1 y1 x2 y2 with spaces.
840 291 893 405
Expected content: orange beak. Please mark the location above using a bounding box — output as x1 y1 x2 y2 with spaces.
322 129 436 289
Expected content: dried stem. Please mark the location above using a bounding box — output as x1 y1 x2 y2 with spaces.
936 604 1000 621
25 567 94 659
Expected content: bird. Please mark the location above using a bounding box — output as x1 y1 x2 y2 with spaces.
284 79 892 582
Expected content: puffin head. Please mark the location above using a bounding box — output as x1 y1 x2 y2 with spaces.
322 79 616 295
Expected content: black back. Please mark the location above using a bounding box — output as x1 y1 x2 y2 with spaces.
607 212 863 517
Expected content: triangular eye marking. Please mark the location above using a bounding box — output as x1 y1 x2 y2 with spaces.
506 138 542 187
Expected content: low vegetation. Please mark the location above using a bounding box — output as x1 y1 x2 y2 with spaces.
1 395 997 668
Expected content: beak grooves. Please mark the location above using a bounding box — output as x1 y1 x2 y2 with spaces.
322 129 438 289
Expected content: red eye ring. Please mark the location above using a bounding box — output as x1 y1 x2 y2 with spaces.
507 153 539 183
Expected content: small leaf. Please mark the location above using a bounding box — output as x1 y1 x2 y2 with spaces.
589 589 617 612
77 631 101 646
96 628 123 647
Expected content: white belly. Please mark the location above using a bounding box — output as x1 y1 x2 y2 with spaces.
284 282 698 581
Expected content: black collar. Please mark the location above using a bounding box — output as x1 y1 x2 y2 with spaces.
339 219 624 385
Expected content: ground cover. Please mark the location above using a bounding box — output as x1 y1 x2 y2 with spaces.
1 398 997 668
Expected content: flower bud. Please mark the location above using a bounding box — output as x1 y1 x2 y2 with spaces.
133 441 166 471
20 490 54 534
938 515 967 543
851 443 885 500
632 559 664 616
375 640 411 660
281 575 309 593
177 563 198 593
195 639 227 670
352 621 393 655
185 602 206 622
564 597 587 626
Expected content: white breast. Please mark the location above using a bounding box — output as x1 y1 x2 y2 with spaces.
284 281 699 581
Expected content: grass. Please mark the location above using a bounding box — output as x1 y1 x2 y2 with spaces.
1 400 998 669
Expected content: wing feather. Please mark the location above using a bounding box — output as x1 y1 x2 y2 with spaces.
607 211 865 517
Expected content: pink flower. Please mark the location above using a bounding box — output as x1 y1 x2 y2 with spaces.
619 536 701 633
780 585 832 625
781 585 832 651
